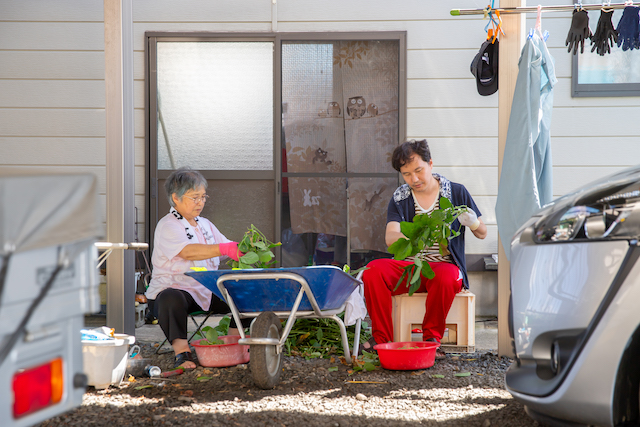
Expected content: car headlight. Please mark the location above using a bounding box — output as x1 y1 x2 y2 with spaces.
534 188 640 243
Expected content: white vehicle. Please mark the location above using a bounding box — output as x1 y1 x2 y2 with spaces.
506 165 640 426
0 171 102 426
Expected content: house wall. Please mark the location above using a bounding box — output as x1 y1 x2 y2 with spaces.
2 0 639 316
0 1 146 241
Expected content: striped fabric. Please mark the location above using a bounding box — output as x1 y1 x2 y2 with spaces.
406 190 453 264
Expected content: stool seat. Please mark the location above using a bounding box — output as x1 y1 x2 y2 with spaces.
391 290 476 353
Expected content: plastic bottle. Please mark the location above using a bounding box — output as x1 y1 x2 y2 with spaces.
145 365 161 377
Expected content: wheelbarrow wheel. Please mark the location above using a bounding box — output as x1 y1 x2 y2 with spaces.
250 311 283 390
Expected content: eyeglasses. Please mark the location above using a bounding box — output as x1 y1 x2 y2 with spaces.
184 194 209 204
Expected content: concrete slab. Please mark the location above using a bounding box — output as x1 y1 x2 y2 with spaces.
86 314 499 352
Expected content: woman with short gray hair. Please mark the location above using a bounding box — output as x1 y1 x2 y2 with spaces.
146 166 244 370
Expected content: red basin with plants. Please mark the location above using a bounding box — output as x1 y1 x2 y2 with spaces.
374 341 439 370
192 335 250 368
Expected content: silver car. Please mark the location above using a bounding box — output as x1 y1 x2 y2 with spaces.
506 165 640 427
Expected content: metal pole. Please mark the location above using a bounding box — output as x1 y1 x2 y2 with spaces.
105 0 136 335
452 2 631 16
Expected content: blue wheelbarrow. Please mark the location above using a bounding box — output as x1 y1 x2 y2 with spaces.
186 266 363 389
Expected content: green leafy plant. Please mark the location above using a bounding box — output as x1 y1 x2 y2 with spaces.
341 264 367 278
387 197 468 296
195 315 231 345
283 315 372 360
350 350 379 373
228 224 282 269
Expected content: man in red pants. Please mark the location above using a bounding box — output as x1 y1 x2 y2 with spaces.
362 139 487 358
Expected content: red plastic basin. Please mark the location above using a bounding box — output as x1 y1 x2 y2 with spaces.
192 335 250 368
374 341 439 370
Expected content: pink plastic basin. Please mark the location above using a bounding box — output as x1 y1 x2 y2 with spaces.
374 341 439 370
192 335 250 368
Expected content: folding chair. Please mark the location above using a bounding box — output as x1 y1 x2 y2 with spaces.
155 310 215 354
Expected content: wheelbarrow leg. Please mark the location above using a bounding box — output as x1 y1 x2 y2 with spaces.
352 317 361 358
327 314 351 361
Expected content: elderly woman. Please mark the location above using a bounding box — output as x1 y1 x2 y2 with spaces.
146 167 245 369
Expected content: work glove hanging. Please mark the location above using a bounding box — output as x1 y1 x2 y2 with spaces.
590 9 618 55
566 9 592 55
616 6 640 51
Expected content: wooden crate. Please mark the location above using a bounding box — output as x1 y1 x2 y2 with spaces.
391 290 476 352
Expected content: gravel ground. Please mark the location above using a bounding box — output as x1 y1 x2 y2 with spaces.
38 343 540 427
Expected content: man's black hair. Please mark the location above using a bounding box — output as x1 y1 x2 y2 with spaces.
391 139 432 172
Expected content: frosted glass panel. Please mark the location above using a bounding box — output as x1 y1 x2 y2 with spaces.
282 41 398 175
158 179 275 244
156 42 273 170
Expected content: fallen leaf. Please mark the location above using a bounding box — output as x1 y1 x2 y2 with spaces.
431 374 445 378
127 375 136 382
181 390 194 396
345 380 387 384
197 376 212 381
363 362 377 372
454 372 471 377
135 385 153 390
411 371 426 376
328 366 338 372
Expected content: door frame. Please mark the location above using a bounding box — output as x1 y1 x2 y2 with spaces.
145 31 407 261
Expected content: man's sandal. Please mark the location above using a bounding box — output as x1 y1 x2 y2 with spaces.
357 337 378 356
425 338 446 360
174 351 196 369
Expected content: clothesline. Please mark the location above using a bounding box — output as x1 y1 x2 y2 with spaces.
451 2 634 16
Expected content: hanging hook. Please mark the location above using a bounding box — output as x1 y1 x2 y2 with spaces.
482 0 503 43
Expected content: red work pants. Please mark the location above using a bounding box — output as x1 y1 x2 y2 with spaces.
362 258 462 345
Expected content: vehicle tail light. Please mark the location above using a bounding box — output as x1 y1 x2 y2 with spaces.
12 358 64 418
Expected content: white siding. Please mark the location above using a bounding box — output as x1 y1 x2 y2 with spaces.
2 0 639 255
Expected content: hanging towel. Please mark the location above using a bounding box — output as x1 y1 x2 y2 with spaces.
495 32 557 260
344 288 367 326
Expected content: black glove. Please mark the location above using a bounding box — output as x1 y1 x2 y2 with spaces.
591 9 618 55
566 9 592 55
616 6 640 51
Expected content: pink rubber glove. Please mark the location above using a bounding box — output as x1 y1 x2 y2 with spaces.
218 242 242 261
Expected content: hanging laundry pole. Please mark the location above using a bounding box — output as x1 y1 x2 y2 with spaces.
451 2 632 15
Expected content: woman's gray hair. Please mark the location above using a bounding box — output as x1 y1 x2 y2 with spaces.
164 167 208 207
